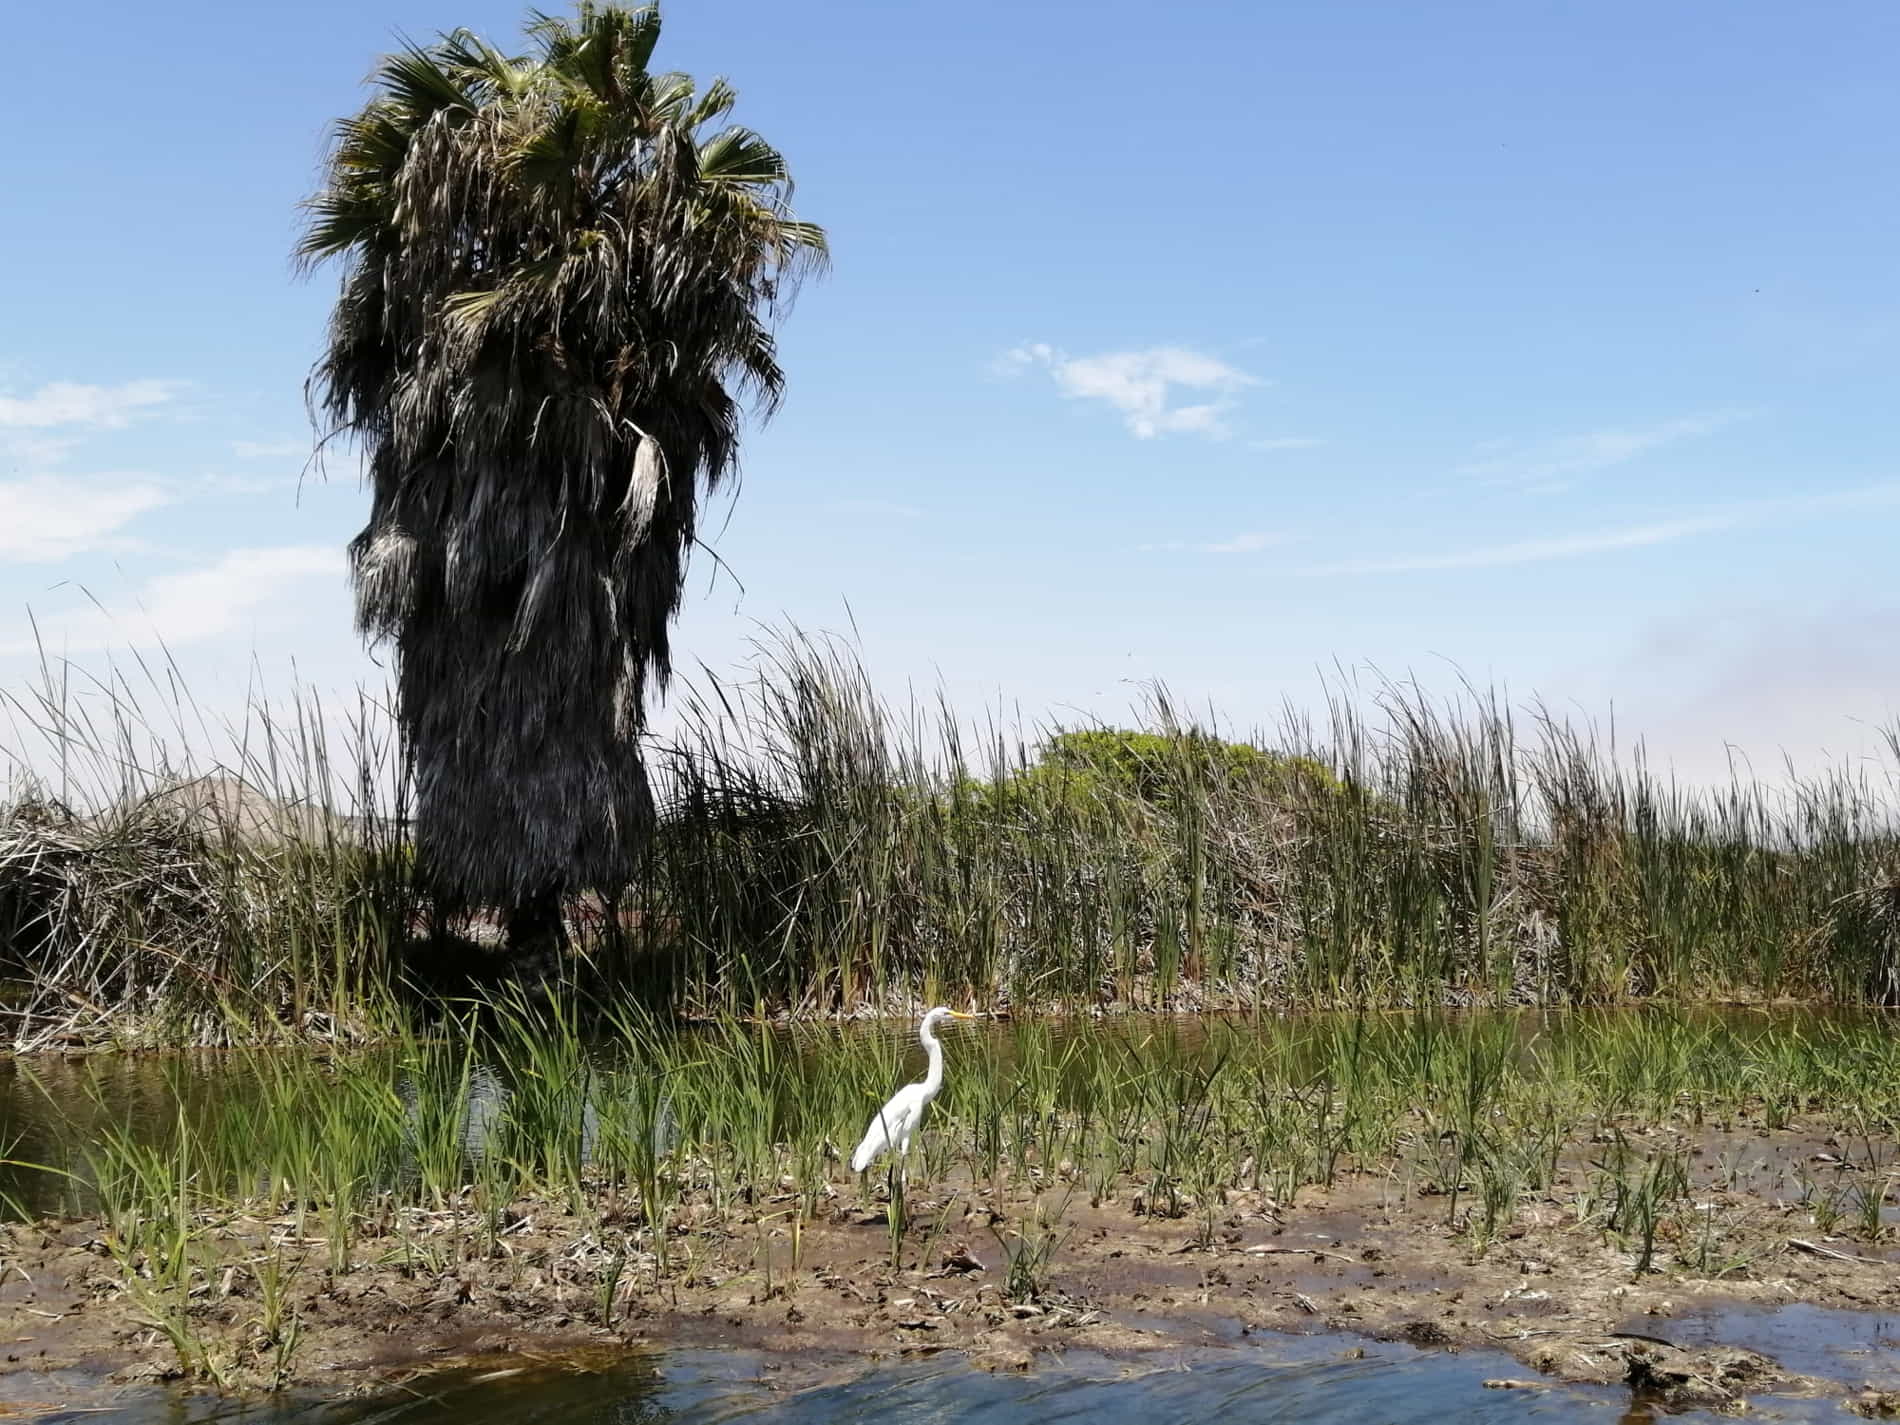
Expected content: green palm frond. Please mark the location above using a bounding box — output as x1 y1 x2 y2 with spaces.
776 220 829 255
377 40 478 121
528 2 661 98
696 126 789 186
295 193 387 261
511 99 598 194
686 76 737 128
434 28 534 95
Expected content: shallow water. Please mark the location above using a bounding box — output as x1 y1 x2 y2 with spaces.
0 1339 1856 1425
1648 1302 1900 1390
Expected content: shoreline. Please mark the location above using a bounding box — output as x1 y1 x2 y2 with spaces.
3 992 1874 1062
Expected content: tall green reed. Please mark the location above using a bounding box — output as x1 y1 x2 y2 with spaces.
10 628 1900 1043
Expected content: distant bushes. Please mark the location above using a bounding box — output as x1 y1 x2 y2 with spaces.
959 728 1344 821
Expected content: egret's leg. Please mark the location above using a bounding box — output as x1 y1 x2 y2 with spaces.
884 1155 907 1238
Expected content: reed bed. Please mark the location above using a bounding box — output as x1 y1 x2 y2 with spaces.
636 634 1900 1015
0 653 414 1049
5 630 1900 1044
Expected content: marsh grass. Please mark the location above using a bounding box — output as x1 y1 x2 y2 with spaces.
1587 1131 1691 1273
265 1263 308 1388
641 637 1900 1015
15 1000 1900 1382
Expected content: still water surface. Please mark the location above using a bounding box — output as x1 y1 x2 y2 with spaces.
4 1338 1860 1425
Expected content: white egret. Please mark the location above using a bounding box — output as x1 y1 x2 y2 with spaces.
850 1006 978 1175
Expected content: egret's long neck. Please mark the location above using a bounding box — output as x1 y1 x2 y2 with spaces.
918 1019 946 1096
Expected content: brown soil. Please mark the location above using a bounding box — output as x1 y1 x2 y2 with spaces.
6 1118 1900 1415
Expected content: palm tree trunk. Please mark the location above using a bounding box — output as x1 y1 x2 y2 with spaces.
504 886 568 961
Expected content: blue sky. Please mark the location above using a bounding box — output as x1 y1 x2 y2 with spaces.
5 0 1900 787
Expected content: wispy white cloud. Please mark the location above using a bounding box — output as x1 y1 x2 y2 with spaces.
1300 484 1900 576
230 439 310 460
1143 530 1291 555
0 447 305 567
992 342 1057 379
1303 516 1734 575
1202 531 1284 554
0 476 172 562
999 343 1258 439
825 497 924 519
194 471 293 496
0 380 182 429
1461 412 1745 492
1250 437 1325 452
0 431 83 470
3 546 346 655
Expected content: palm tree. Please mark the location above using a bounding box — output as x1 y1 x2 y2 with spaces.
300 3 825 954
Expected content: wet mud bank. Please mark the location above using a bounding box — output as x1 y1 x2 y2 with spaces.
8 1123 1900 1417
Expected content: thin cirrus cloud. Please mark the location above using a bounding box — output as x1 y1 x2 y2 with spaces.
1298 484 1900 576
230 439 311 460
0 379 182 429
1301 515 1737 575
998 343 1258 439
2 546 347 656
0 433 80 470
0 476 173 562
0 381 189 557
825 497 924 519
1143 530 1291 555
1461 412 1744 491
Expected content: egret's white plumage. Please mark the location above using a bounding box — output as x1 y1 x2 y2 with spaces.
850 1006 975 1174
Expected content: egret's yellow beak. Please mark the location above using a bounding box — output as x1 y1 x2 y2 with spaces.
948 1010 980 1019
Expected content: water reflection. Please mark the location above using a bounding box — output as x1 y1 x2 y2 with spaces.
397 1062 513 1162
1637 1302 1900 1390
12 1340 1848 1425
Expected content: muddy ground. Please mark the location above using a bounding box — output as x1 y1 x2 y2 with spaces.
7 1120 1900 1417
